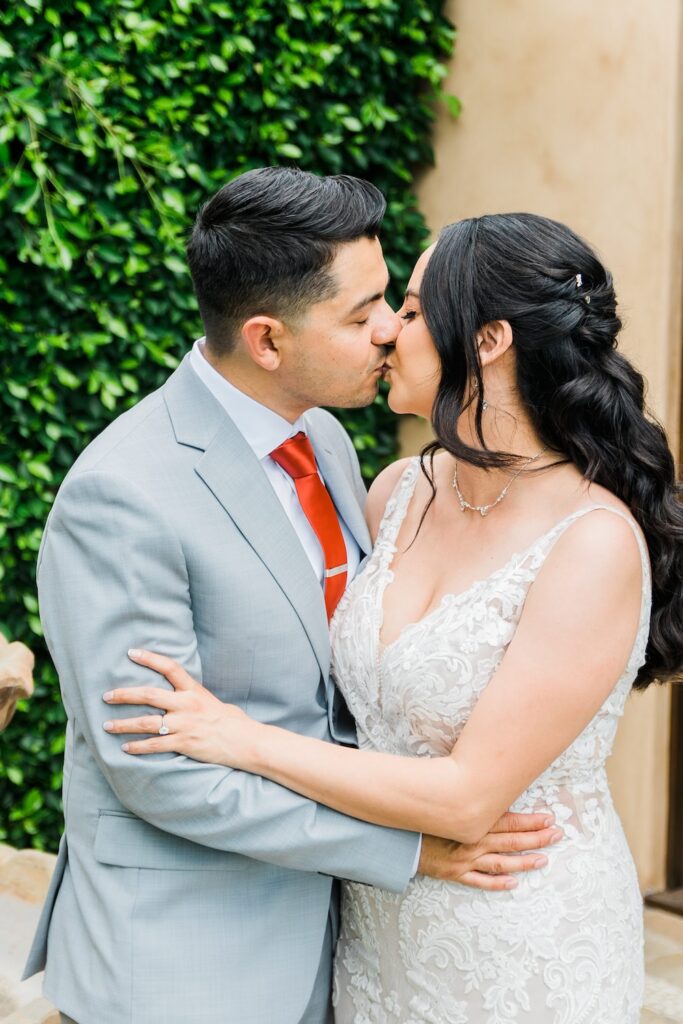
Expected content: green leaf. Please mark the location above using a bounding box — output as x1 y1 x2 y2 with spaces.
55 366 81 389
26 460 53 483
109 318 128 339
163 255 186 275
276 143 303 159
341 116 363 133
445 94 462 119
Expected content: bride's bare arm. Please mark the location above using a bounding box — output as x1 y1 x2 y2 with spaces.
105 510 642 845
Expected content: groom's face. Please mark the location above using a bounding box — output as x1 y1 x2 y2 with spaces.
277 236 401 410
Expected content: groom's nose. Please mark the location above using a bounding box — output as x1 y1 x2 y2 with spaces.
372 301 402 348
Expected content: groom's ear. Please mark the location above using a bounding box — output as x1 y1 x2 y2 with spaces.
241 315 287 371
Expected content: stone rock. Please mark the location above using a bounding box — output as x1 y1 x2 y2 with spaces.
0 851 56 904
0 846 17 870
0 997 59 1023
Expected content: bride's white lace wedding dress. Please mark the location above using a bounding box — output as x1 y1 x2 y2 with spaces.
330 459 649 1024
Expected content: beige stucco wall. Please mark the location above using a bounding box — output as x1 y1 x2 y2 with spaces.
403 0 683 891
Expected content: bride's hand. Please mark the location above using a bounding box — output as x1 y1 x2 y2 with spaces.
102 649 256 767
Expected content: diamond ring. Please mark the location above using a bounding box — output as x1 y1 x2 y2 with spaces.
158 715 170 736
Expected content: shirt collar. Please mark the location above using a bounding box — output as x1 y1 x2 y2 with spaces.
189 338 306 460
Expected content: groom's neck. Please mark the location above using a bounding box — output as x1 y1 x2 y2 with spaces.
201 343 306 424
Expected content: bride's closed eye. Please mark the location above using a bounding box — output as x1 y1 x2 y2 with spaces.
401 310 418 322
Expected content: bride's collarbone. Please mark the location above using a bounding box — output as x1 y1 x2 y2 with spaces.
384 495 578 622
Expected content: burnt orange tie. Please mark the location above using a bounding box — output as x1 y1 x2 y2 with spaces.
270 432 348 621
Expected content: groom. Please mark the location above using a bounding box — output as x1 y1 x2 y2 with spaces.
25 168 559 1024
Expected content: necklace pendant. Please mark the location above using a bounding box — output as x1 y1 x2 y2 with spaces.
451 443 549 519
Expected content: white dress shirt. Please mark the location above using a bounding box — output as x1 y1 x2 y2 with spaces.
189 338 361 587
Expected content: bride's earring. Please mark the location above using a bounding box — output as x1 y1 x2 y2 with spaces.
472 379 489 412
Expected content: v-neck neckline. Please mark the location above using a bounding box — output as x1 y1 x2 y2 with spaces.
374 459 617 653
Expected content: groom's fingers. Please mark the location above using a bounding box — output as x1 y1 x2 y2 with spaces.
482 826 563 854
474 852 548 876
457 871 519 892
490 811 555 833
459 849 552 891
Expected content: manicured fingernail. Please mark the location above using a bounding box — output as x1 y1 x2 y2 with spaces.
534 856 548 868
103 721 113 731
551 829 563 843
504 879 518 889
103 691 114 702
121 743 130 752
543 816 554 827
128 649 142 659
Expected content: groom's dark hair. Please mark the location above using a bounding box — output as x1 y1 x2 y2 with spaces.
186 167 387 354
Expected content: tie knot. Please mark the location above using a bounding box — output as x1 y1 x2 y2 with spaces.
270 431 318 480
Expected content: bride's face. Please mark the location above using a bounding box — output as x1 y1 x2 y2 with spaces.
384 246 441 418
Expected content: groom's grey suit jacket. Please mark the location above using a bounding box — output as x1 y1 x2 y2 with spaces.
24 355 419 1024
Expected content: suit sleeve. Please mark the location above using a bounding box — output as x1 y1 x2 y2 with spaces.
38 469 419 892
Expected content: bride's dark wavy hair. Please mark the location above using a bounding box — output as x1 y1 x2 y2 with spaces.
420 212 683 689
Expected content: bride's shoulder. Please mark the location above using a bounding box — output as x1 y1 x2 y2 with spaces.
365 457 416 543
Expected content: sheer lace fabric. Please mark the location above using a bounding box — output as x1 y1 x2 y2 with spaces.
331 459 650 1024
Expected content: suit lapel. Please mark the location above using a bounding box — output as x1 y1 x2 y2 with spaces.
164 359 330 678
196 429 330 676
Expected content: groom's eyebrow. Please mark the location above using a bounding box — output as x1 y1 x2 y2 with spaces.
347 276 391 316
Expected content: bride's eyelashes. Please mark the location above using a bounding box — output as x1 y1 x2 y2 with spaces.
401 310 418 322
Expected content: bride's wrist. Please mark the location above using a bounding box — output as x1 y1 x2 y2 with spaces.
242 719 275 776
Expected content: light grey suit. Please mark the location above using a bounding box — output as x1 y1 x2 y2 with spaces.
23 355 419 1024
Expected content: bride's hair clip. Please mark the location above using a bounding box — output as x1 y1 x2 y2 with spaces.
575 272 591 303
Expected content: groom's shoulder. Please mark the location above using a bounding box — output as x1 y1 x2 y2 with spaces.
304 407 364 481
64 354 211 485
67 383 169 481
304 407 355 459
304 406 348 439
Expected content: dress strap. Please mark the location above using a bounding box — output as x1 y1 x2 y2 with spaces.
374 457 421 558
537 503 652 638
543 504 649 574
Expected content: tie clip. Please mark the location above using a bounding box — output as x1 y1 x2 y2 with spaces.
324 564 348 579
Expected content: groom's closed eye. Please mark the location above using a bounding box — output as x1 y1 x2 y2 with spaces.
346 277 391 319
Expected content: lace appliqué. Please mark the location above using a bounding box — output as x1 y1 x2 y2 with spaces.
331 458 649 1024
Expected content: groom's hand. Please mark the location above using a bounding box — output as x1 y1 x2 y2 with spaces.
417 811 563 891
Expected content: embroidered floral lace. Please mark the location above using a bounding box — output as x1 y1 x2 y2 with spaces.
331 459 649 1024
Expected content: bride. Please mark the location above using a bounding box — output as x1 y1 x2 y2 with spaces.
105 213 683 1022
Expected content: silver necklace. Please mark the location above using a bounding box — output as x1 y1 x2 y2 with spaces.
452 446 549 517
